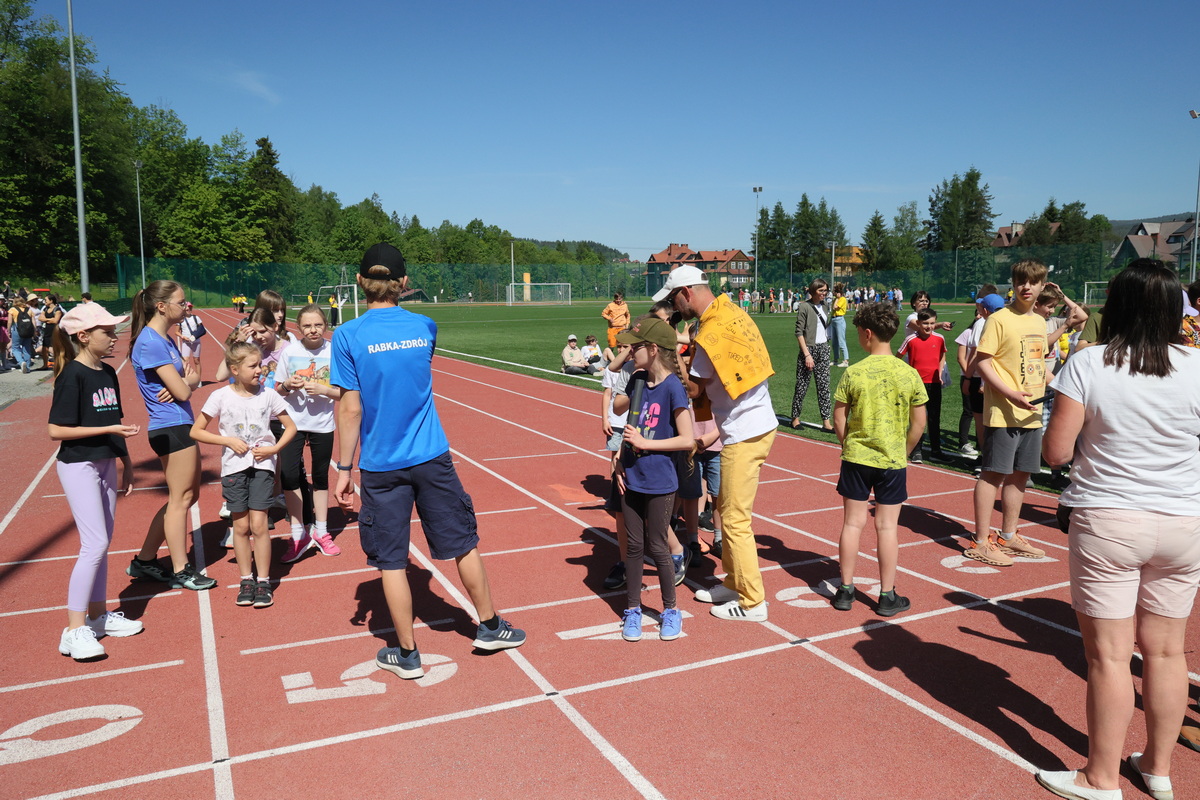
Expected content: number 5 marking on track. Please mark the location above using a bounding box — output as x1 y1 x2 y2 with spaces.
282 654 458 703
0 705 142 765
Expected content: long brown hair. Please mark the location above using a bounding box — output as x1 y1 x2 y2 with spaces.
52 327 80 379
1100 258 1181 378
253 289 289 339
130 280 181 343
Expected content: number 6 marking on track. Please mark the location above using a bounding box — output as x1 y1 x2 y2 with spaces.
0 705 142 765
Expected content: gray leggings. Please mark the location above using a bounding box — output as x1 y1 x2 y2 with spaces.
622 489 677 610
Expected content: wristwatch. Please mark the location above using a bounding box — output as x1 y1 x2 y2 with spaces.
334 463 354 472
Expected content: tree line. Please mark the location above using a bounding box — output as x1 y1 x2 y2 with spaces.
0 0 628 284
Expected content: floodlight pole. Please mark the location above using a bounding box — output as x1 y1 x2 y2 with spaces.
134 160 146 289
66 0 89 292
826 240 836 299
954 245 962 301
1190 109 1199 282
510 241 515 286
753 186 762 293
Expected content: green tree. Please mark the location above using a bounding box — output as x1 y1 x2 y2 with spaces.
860 210 887 270
927 167 997 251
245 136 298 261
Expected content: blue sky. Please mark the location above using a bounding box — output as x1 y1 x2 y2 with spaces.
36 0 1200 259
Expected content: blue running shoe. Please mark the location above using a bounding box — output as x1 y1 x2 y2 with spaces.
376 647 423 679
472 617 526 651
659 608 682 641
621 607 643 642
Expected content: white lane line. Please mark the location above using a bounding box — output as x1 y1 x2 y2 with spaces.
42 483 168 499
776 503 844 517
239 619 455 655
0 659 186 694
0 592 183 618
433 367 596 417
190 501 233 799
485 538 594 557
0 357 129 539
403 470 664 799
483 452 579 462
758 477 802 485
801 642 1036 772
762 461 839 487
435 348 602 383
435 393 608 464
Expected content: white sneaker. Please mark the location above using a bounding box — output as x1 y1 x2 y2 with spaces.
960 443 979 458
694 584 739 604
710 600 768 622
218 502 231 521
220 527 233 549
86 611 143 639
59 626 105 660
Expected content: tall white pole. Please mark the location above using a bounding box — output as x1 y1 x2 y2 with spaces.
1192 110 1199 282
134 160 146 290
753 186 762 294
66 0 89 292
510 241 515 286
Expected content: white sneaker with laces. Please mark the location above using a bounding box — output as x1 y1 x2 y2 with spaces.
86 610 143 638
694 583 739 604
710 600 768 622
59 626 105 660
218 502 231 521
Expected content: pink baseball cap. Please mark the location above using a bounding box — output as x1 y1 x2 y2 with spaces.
60 303 129 335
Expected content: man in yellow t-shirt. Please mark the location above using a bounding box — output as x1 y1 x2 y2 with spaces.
967 260 1050 567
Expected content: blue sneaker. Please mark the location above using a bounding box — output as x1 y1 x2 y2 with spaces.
472 617 526 651
621 607 643 642
659 608 682 641
672 553 687 586
376 647 423 679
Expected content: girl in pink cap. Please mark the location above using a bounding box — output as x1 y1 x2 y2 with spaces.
49 304 143 660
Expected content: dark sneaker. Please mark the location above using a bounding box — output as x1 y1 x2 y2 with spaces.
877 591 911 617
710 536 723 560
698 509 714 532
126 557 171 583
236 579 256 606
831 585 855 611
672 551 688 586
602 561 626 590
376 646 423 679
688 541 703 567
169 564 217 591
252 582 274 608
473 618 526 651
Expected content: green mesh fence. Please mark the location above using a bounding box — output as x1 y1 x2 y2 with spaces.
113 242 1160 313
114 255 644 309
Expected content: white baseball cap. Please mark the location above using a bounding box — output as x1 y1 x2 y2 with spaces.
652 265 707 302
567 334 577 340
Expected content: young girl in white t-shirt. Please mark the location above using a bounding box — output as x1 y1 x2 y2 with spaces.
275 305 343 561
191 342 296 608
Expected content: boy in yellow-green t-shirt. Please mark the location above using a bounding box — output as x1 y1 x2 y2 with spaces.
830 302 927 617
966 259 1051 567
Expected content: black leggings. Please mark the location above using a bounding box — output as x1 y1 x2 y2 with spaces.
279 430 334 491
621 490 677 610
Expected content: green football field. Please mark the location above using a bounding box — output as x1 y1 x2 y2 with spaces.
406 299 1002 480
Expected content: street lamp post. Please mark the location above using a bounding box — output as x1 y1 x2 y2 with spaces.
134 160 146 290
1190 110 1199 282
954 245 962 301
753 186 762 293
826 241 836 300
66 0 89 292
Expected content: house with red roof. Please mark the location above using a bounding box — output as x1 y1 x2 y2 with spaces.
644 243 755 294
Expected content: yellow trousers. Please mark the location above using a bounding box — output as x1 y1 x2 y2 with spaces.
716 428 776 608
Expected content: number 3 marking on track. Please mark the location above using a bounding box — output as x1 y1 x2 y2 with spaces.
0 705 142 765
282 655 458 703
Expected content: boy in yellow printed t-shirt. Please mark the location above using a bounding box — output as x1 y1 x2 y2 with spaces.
966 259 1050 567
830 302 927 617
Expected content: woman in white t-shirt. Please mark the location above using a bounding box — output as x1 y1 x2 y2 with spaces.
1035 259 1200 800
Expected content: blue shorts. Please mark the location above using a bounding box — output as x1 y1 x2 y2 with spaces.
836 461 907 505
674 452 703 500
358 451 480 570
696 450 721 497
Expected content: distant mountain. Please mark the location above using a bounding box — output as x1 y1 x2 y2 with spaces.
521 239 631 263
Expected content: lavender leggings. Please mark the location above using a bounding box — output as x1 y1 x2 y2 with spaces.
57 459 118 612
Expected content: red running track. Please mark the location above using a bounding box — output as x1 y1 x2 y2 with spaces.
2 305 1200 798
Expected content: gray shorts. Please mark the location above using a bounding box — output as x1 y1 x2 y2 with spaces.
981 426 1043 476
605 428 624 451
222 467 276 513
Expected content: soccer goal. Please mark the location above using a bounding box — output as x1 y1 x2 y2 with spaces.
314 284 359 324
1082 281 1108 307
505 282 572 306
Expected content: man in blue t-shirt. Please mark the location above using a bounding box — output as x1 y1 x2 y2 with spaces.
332 243 526 680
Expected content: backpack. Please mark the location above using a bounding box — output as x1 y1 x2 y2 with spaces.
15 310 34 339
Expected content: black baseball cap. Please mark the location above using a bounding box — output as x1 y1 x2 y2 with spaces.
360 243 406 280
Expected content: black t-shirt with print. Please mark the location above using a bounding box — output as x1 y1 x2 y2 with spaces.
48 359 129 463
